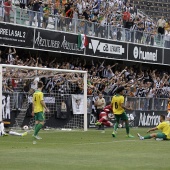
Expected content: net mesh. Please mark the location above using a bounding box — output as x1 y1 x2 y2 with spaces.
2 66 86 130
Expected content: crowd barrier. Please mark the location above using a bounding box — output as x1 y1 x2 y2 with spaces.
2 92 168 113
2 92 168 128
0 6 170 48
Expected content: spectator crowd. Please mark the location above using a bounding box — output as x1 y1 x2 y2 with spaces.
1 47 170 100
1 0 170 47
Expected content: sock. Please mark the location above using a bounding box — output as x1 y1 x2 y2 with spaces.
125 122 130 135
9 131 22 136
34 124 43 136
0 122 5 134
34 124 38 130
114 122 118 131
144 135 152 139
33 124 38 135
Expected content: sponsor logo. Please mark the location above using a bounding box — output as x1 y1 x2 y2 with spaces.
35 32 60 48
0 28 26 38
138 112 160 126
61 36 83 51
133 46 157 61
89 39 124 55
35 32 82 52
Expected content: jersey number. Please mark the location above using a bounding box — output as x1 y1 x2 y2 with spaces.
115 102 118 109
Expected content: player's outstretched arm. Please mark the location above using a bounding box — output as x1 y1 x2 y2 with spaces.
147 127 158 133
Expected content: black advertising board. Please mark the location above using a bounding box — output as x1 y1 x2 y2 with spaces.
128 44 163 64
34 29 84 55
0 23 34 48
86 37 127 60
164 48 170 65
134 111 167 127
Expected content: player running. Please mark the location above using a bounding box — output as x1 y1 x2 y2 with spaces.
95 104 114 130
137 115 170 140
111 86 134 138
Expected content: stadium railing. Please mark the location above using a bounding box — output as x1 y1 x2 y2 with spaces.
4 92 168 112
0 6 169 48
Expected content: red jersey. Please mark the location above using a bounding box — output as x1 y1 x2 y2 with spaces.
4 2 12 15
123 11 130 21
99 105 112 118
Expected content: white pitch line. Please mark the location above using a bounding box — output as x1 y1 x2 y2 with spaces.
74 140 139 146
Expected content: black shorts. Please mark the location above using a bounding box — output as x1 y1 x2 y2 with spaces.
20 3 25 9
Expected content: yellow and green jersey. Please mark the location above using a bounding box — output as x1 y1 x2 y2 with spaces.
111 95 125 115
33 90 44 113
157 121 170 139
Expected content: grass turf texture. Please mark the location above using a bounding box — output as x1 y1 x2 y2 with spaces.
0 128 170 170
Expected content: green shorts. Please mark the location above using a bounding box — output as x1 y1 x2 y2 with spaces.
34 112 45 121
156 132 167 140
114 112 128 122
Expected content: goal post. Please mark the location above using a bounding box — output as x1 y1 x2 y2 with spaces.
0 64 88 131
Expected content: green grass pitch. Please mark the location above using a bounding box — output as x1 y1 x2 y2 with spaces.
0 128 170 170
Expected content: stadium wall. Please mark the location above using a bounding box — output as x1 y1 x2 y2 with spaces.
0 22 170 66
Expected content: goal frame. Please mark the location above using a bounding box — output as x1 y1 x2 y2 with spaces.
0 64 88 131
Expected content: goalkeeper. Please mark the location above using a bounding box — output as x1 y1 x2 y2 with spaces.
95 104 114 129
0 121 27 137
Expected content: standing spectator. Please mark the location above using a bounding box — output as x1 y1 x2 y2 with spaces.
125 17 134 41
42 3 50 28
28 0 41 27
4 0 12 22
66 7 74 31
20 0 27 9
122 8 130 28
157 16 166 35
7 47 16 65
94 92 105 121
0 0 4 21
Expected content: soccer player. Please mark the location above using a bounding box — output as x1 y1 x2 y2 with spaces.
111 86 134 138
0 121 27 137
32 81 49 140
137 115 170 140
95 104 114 130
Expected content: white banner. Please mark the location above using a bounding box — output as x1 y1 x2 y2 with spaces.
28 96 55 104
72 94 84 114
2 94 10 119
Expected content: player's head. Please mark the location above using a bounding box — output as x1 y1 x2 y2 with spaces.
116 86 125 95
37 81 44 89
160 115 165 122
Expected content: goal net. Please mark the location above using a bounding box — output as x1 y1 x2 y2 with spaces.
0 64 88 131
